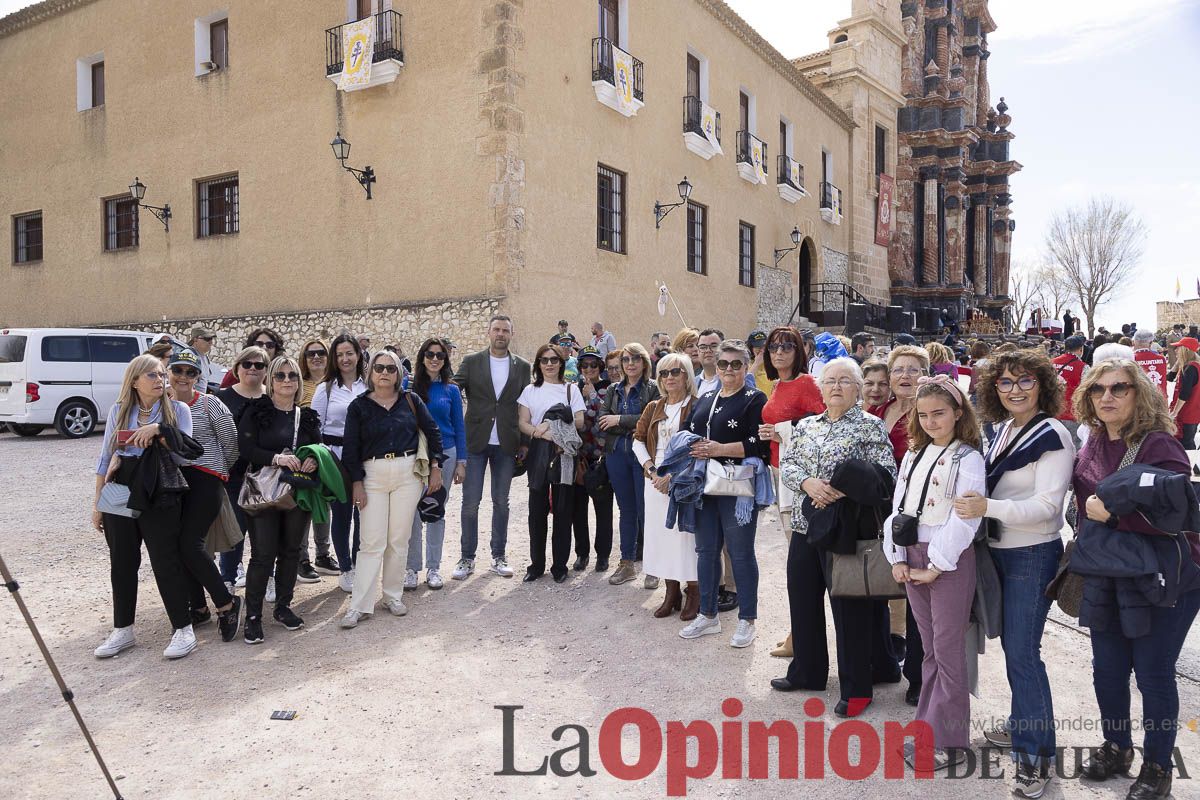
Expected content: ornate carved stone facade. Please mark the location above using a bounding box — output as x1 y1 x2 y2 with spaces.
889 0 1020 328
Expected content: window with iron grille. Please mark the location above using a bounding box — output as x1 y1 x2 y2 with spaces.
738 221 755 287
103 196 138 250
686 201 707 275
597 164 625 254
13 211 43 264
197 174 239 238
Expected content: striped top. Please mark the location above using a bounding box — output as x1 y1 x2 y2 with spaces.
183 391 239 480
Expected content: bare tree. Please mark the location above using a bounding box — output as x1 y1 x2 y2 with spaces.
1044 197 1147 338
1032 261 1073 320
1008 263 1035 332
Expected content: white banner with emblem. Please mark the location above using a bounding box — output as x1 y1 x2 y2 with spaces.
789 159 803 190
701 102 723 156
612 44 635 114
338 18 375 91
751 137 768 184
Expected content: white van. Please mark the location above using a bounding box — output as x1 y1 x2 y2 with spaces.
0 328 173 438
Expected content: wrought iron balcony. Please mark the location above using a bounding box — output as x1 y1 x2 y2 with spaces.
682 95 720 142
591 38 644 101
820 181 843 223
777 155 805 190
735 130 767 165
325 10 404 81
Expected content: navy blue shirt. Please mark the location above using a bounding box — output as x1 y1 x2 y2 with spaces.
343 391 444 481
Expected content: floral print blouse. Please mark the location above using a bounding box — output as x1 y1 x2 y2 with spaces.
780 404 896 534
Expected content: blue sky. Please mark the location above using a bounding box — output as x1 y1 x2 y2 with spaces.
3 0 1197 331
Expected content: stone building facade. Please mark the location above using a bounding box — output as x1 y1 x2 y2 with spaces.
1157 300 1200 333
886 0 1020 329
0 0 913 357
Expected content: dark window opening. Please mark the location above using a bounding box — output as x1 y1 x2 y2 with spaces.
356 0 372 21
597 164 626 254
90 61 105 107
210 19 229 69
686 53 700 99
197 175 239 238
686 201 707 275
738 222 755 287
875 125 887 177
739 91 750 133
104 196 138 250
598 0 619 43
13 212 42 264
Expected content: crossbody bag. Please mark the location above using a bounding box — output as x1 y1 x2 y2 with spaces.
702 392 755 497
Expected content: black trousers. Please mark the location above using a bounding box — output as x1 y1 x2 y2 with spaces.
181 468 235 612
904 603 924 692
571 480 614 561
245 506 309 619
529 484 575 579
102 503 191 630
1181 423 1198 450
786 531 895 701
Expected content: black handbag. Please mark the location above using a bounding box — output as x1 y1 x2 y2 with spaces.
892 444 937 547
583 457 609 493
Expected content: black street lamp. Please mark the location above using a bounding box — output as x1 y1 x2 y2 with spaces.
773 226 802 265
330 132 376 200
654 176 692 229
128 177 171 231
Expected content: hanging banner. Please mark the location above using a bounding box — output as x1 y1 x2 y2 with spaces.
750 137 768 184
339 18 375 91
789 159 803 190
875 173 895 246
612 44 635 114
700 102 723 156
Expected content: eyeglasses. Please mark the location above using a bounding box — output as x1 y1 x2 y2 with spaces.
272 371 300 382
255 340 278 350
768 342 796 353
240 361 266 371
892 366 927 377
372 364 399 374
697 344 719 352
659 367 686 378
305 350 328 359
821 377 857 388
142 371 166 382
539 356 561 365
996 376 1037 393
1087 382 1134 399
716 359 745 371
170 366 200 378
620 356 639 364
424 351 446 361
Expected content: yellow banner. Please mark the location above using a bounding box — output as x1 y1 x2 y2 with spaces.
612 44 635 114
750 137 767 184
339 18 374 91
701 102 723 156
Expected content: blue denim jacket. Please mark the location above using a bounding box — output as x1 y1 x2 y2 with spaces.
656 431 705 533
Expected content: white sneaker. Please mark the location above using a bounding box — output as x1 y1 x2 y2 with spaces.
730 619 757 648
383 598 408 616
451 558 474 580
234 563 247 588
94 626 135 658
403 569 419 590
265 576 276 604
679 614 722 640
491 558 514 578
163 625 197 659
338 570 355 593
426 569 444 589
340 609 368 629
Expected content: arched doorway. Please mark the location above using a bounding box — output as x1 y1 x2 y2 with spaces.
798 238 816 318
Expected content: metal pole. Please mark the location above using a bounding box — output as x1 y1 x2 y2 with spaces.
0 551 125 799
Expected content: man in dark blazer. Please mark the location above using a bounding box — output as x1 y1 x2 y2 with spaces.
450 314 532 580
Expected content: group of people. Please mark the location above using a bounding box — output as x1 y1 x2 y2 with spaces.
88 316 1198 799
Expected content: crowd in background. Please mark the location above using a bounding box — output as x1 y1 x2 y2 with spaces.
85 313 1200 798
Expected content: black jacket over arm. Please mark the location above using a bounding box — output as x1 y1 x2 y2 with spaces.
804 458 896 555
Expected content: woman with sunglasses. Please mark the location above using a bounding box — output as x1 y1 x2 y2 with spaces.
672 328 702 373
341 351 443 626
311 333 368 590
219 328 285 388
601 343 661 587
215 345 270 591
756 326 824 658
953 350 1075 797
167 348 243 644
405 338 466 590
518 344 587 582
1069 360 1198 800
573 346 615 572
295 338 333 583
237 355 321 644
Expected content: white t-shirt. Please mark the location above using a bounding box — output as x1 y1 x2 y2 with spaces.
696 374 720 396
518 382 585 425
489 354 510 446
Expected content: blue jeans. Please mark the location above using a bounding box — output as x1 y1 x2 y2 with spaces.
408 448 456 571
218 476 249 583
460 445 515 561
330 497 360 573
990 540 1062 768
694 495 758 620
606 438 644 561
1090 587 1200 768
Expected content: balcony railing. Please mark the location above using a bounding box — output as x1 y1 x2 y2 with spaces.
682 95 720 143
735 130 767 166
591 37 644 101
326 10 404 76
777 155 805 190
790 282 888 331
820 181 842 211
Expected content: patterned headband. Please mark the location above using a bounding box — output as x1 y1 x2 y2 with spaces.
916 373 965 406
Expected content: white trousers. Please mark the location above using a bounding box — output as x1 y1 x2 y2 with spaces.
351 456 424 613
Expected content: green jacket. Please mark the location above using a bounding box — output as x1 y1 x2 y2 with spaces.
294 444 348 523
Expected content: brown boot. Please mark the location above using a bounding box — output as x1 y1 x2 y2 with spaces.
653 580 682 618
770 632 793 658
680 582 700 621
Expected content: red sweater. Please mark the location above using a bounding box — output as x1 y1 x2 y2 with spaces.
761 375 824 466
867 398 910 469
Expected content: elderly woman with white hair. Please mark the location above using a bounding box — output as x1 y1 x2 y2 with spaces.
340 350 444 628
677 339 771 648
774 357 900 717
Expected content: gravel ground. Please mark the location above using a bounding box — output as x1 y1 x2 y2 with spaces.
1 428 1197 799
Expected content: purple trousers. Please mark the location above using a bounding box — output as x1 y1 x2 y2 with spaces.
905 542 976 750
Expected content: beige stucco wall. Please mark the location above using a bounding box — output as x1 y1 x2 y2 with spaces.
0 0 495 328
